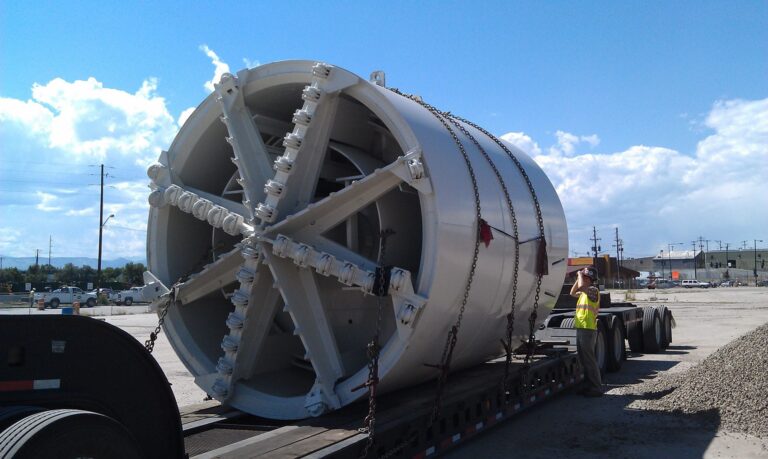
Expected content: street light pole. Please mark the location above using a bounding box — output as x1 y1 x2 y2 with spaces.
755 240 764 285
96 205 114 292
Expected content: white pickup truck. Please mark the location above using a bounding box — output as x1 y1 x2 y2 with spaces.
33 286 98 308
110 286 147 306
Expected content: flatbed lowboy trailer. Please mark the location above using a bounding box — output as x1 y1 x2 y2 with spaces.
1 298 672 458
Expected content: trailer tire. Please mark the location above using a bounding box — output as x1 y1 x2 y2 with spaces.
0 406 43 432
595 320 608 376
606 318 625 372
642 307 662 353
0 409 142 459
626 316 643 353
657 306 672 349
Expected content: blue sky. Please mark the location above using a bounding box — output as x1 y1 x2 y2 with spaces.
1 1 767 261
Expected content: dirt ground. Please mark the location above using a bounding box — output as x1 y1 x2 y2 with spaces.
106 287 768 458
445 287 768 459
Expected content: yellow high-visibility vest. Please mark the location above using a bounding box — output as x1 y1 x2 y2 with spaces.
574 290 599 330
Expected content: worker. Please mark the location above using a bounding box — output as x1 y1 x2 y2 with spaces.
570 266 603 397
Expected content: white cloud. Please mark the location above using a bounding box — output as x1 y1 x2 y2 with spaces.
1 77 177 168
178 107 196 128
500 132 541 156
35 192 62 212
65 208 96 217
0 75 179 257
200 45 231 92
502 97 768 256
0 228 21 254
548 130 600 156
242 57 260 69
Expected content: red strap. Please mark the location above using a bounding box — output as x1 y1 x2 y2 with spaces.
479 219 493 247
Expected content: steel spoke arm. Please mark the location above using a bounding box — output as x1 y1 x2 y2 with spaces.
231 272 284 382
263 251 345 412
184 186 250 218
276 96 340 213
175 247 242 305
262 149 427 238
148 184 253 236
215 72 275 212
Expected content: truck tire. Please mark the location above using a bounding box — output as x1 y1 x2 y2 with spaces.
606 318 625 372
124 297 133 306
0 409 142 459
86 298 96 308
626 314 644 353
49 299 60 309
0 406 42 432
659 307 673 349
642 307 662 353
595 320 607 376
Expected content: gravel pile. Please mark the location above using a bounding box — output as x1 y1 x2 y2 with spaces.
628 322 768 438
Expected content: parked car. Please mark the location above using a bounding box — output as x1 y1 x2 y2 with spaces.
681 279 710 288
648 279 675 289
756 280 768 287
33 286 97 308
110 286 148 306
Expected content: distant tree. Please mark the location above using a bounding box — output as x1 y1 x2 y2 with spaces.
123 262 146 285
102 267 123 283
80 265 95 285
55 263 78 285
0 268 23 286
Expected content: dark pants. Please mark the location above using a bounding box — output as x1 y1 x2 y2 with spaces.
577 328 602 392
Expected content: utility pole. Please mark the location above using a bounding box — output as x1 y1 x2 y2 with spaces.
615 228 620 286
48 236 52 267
692 241 698 279
35 249 39 269
97 164 105 291
755 240 764 285
697 236 709 280
668 242 684 280
590 226 601 277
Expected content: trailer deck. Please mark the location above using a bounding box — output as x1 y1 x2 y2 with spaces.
180 349 583 458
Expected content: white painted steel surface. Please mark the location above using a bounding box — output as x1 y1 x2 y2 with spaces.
145 61 568 420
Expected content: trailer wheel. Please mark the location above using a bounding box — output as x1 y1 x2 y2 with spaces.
642 307 662 353
0 406 43 432
606 318 625 372
661 308 673 349
86 297 96 308
0 409 142 459
49 298 59 309
595 320 608 376
626 316 643 353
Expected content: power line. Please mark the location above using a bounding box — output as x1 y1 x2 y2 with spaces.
108 225 147 233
